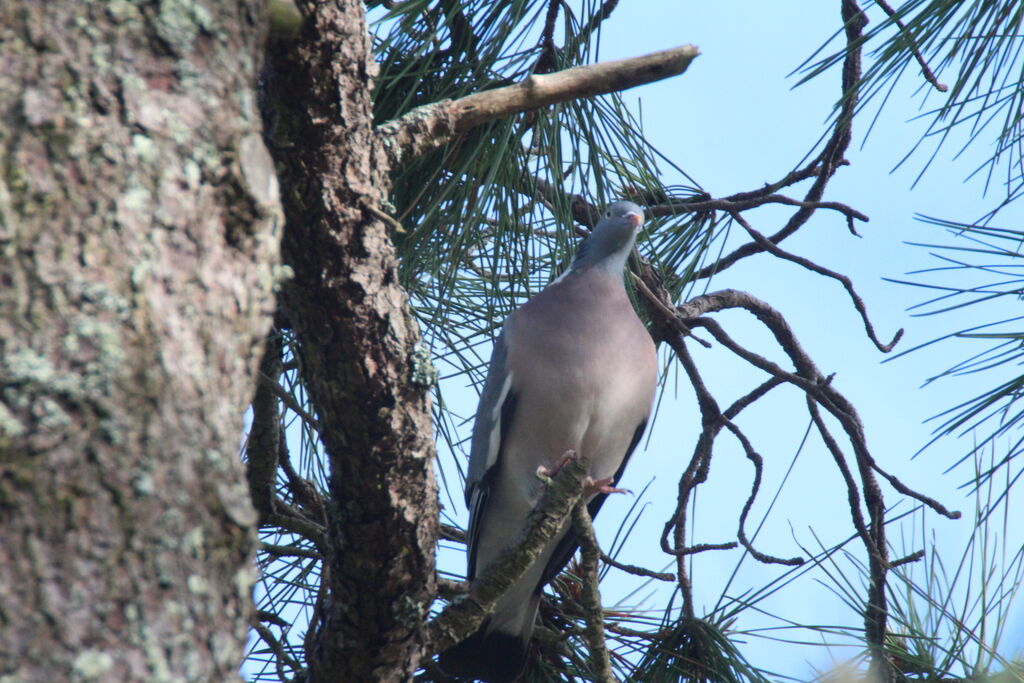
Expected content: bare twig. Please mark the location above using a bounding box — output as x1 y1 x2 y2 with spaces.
573 502 615 682
565 0 621 53
647 193 868 223
674 277 961 683
722 164 828 201
807 396 878 559
724 378 784 419
891 550 926 568
605 623 674 641
727 210 903 353
599 551 674 582
378 45 700 165
870 463 960 519
253 621 302 676
522 173 600 230
658 335 734 618
259 541 322 560
257 610 290 628
264 376 318 430
277 429 326 523
264 509 326 551
722 417 804 566
689 0 868 282
535 0 561 74
361 199 406 234
440 523 467 543
629 271 710 348
665 285 959 663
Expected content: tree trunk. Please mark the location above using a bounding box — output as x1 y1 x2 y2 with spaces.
262 1 440 680
0 1 278 679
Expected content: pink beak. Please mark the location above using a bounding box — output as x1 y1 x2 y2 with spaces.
624 211 643 228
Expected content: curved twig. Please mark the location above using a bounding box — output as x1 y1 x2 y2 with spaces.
727 210 903 352
253 621 303 677
688 0 867 282
722 418 804 567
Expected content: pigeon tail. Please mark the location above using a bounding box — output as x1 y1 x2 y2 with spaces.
438 614 533 683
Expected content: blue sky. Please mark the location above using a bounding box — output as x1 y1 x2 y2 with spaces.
436 1 1024 678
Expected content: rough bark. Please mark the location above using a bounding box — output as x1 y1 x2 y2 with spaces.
261 1 440 680
0 1 279 679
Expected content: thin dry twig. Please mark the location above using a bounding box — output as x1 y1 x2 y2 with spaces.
535 0 561 74
573 502 615 682
522 173 601 230
264 376 319 430
264 509 326 551
566 0 621 52
721 417 804 567
674 281 959 682
629 271 710 348
599 551 674 582
253 621 302 677
727 210 903 352
257 610 290 628
647 193 868 224
688 0 867 282
658 334 745 617
440 523 467 543
891 550 926 568
259 541 322 560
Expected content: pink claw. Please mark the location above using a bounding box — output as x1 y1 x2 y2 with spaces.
585 476 631 497
537 450 577 479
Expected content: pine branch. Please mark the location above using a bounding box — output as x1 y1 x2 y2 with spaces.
377 45 700 165
426 453 588 655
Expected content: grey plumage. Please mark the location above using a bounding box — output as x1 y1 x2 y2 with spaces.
440 201 658 682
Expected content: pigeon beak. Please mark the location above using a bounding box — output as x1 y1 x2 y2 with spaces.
624 211 644 228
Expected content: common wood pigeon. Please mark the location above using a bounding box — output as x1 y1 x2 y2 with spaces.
439 201 658 682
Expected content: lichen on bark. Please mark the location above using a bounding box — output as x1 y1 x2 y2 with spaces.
0 0 280 679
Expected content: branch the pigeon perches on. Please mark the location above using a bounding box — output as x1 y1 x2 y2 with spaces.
376 45 699 166
426 452 588 656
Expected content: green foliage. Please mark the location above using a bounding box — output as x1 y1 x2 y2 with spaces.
630 617 771 683
888 217 1024 497
856 450 1022 681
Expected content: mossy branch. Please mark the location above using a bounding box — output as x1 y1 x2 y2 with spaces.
426 454 588 656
